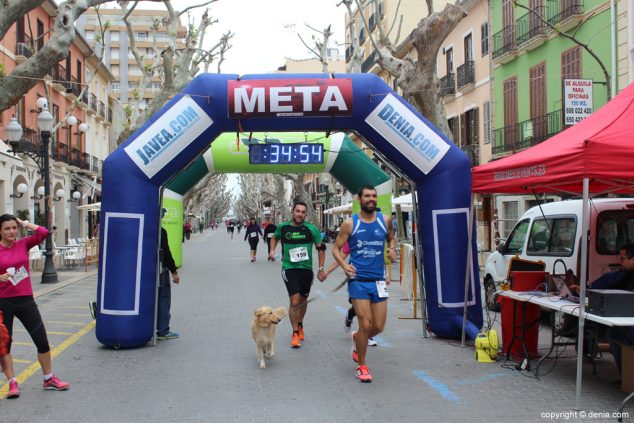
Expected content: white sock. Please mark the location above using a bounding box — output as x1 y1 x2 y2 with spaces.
43 373 53 381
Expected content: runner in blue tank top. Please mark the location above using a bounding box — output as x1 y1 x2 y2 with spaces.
333 185 397 383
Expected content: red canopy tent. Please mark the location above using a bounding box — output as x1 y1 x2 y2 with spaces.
472 82 634 411
472 82 634 195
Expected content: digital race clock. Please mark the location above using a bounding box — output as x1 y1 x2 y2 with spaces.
248 143 324 165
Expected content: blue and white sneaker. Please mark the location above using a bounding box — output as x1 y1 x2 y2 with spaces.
157 331 180 340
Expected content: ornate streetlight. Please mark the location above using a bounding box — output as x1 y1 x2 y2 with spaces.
5 100 59 283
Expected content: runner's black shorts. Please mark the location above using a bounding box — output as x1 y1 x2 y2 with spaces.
282 268 314 298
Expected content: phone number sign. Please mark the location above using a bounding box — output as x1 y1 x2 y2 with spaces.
563 79 593 125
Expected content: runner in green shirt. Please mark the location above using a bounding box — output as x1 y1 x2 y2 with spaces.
269 201 326 348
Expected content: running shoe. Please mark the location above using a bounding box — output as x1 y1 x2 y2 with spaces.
291 332 301 348
368 337 378 347
355 365 373 383
298 326 305 341
344 316 352 334
6 380 20 398
157 331 180 340
43 375 70 391
351 330 358 363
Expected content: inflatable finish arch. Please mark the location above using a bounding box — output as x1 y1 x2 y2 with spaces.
97 73 482 347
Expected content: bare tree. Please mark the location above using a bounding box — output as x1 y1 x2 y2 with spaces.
116 0 233 142
342 0 469 136
286 23 335 73
183 173 231 222
0 0 232 120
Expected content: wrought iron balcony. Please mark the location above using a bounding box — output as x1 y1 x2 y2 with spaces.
70 147 82 168
81 152 91 170
516 7 549 46
456 61 475 91
51 64 69 91
361 50 377 73
440 73 455 97
54 143 69 163
492 109 562 155
89 93 98 112
98 101 106 119
492 25 517 61
67 76 82 97
548 0 583 26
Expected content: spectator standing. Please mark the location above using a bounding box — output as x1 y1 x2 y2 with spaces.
157 209 181 340
0 215 70 398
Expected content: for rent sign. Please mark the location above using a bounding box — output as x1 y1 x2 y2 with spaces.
228 78 353 118
563 79 593 125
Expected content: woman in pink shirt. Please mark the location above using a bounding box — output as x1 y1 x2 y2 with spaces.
0 214 69 399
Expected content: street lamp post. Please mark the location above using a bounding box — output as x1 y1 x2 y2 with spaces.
5 100 59 283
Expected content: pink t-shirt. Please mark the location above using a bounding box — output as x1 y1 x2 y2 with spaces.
0 226 48 298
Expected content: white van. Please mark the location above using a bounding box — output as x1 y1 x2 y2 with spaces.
483 198 634 310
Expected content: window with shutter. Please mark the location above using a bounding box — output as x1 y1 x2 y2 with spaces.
472 107 480 146
460 113 467 147
483 102 491 144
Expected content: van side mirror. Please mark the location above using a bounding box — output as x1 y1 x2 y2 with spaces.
497 242 505 254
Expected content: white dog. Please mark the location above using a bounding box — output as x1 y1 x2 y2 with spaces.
252 306 287 368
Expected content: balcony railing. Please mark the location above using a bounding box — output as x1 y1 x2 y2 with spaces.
492 109 562 155
52 64 69 89
492 25 516 60
70 147 82 167
89 93 98 112
440 73 455 97
548 0 583 25
456 61 475 90
516 7 549 45
54 143 69 163
91 156 100 173
68 76 82 97
81 152 91 170
361 50 377 73
98 101 106 119
15 32 33 59
81 91 89 105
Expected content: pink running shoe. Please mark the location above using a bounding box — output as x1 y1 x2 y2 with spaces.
351 331 359 363
43 375 70 391
355 365 373 383
6 379 20 399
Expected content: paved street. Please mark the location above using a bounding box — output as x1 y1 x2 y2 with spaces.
0 229 631 422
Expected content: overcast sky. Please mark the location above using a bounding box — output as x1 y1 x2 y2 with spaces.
136 0 347 75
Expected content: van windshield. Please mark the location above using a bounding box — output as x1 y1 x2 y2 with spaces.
596 210 634 255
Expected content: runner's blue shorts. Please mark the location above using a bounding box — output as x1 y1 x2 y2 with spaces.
348 279 386 303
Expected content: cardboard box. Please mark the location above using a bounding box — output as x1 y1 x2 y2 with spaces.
623 345 634 394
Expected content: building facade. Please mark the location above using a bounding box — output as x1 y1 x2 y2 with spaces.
489 0 629 244
0 1 111 245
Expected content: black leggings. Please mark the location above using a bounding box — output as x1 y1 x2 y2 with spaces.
248 238 259 251
0 296 50 354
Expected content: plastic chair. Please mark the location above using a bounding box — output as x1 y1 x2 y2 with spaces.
29 245 44 270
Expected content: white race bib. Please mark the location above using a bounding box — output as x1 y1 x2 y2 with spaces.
289 246 309 262
267 233 274 238
376 280 389 298
9 266 29 286
250 232 258 238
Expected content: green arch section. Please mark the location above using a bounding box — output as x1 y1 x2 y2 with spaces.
162 132 391 267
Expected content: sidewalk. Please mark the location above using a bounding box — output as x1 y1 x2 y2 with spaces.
31 266 98 299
